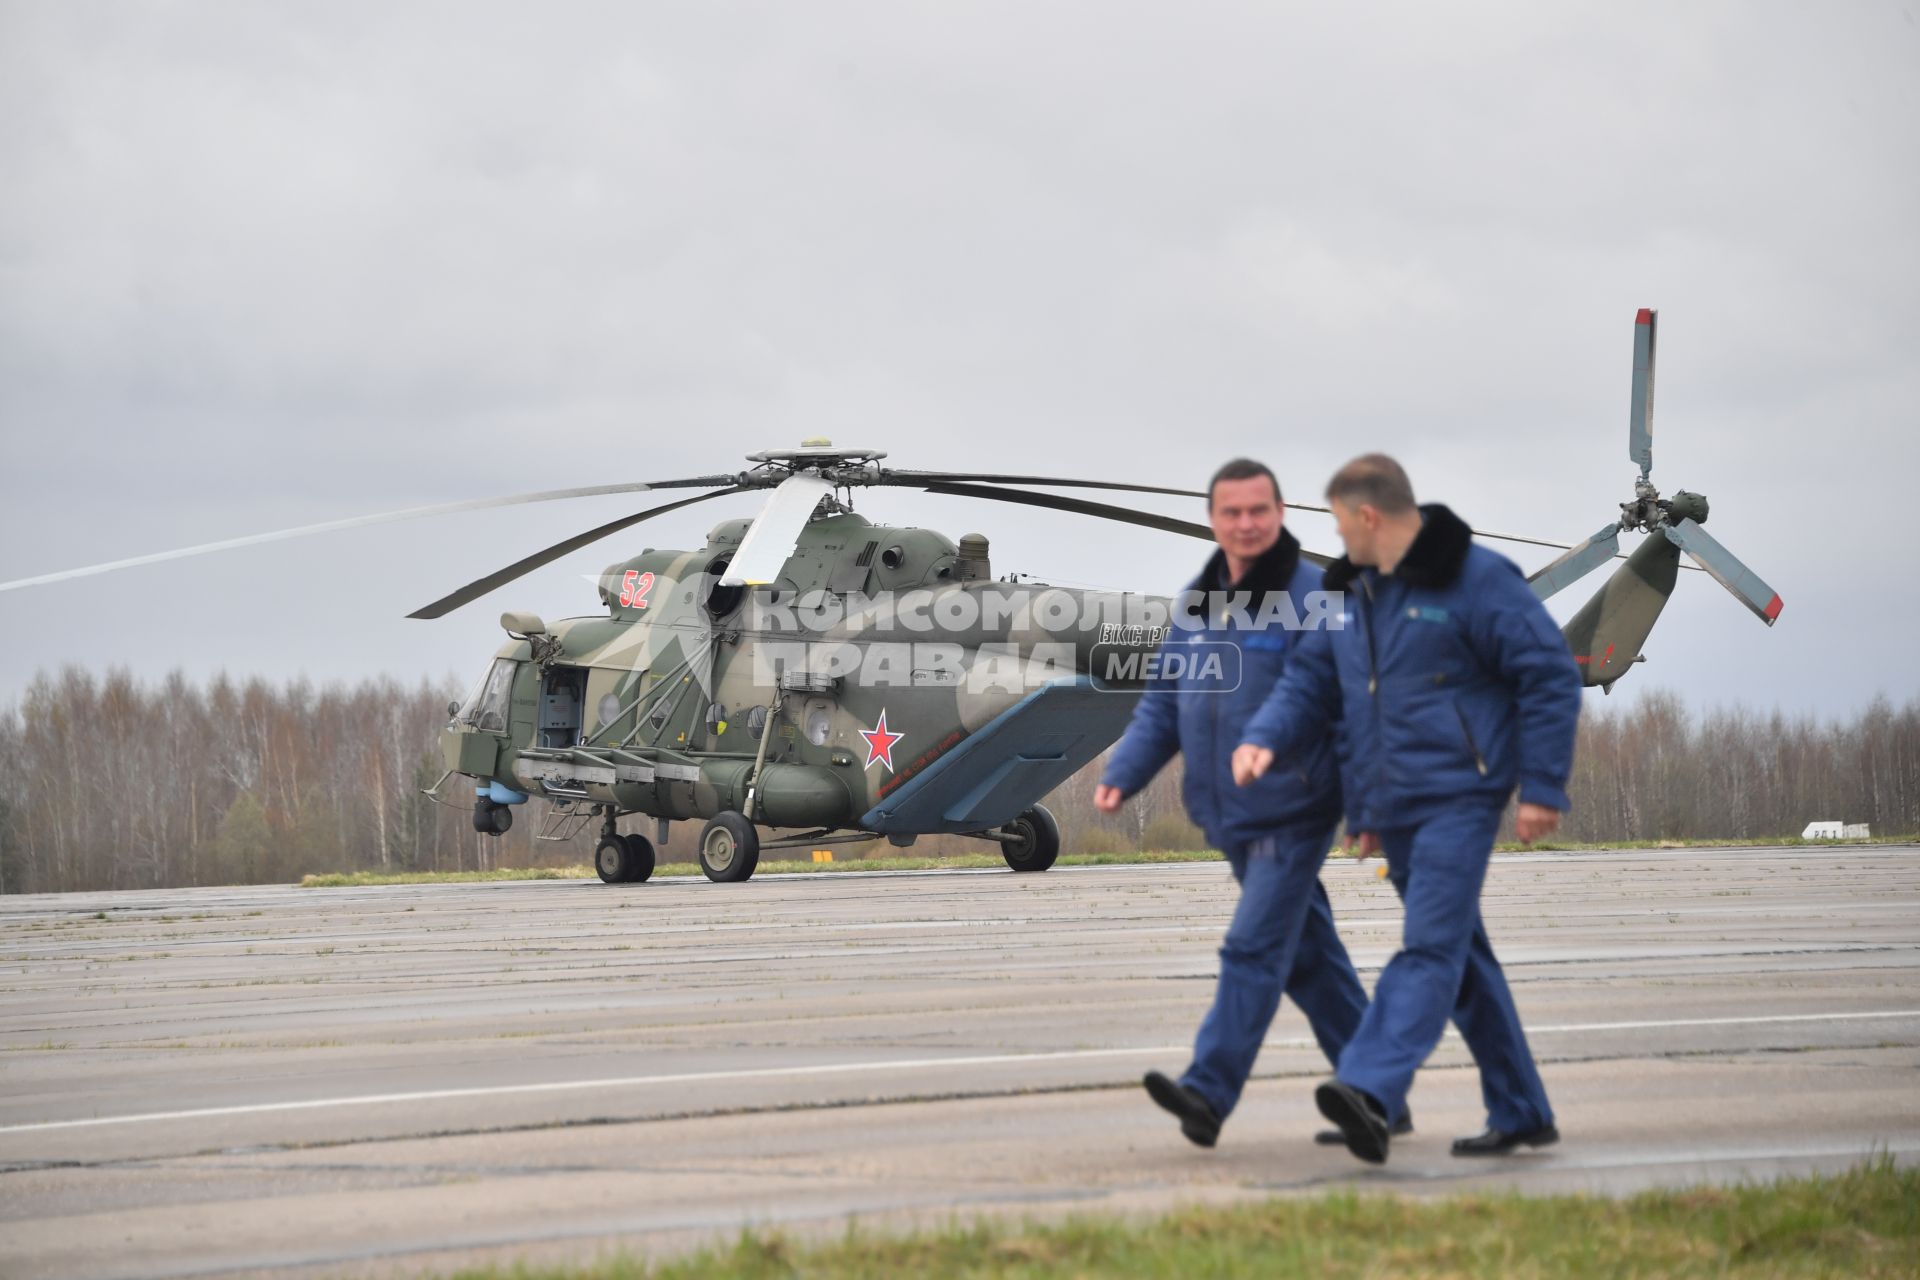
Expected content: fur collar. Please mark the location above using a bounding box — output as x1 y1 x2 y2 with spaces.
1199 525 1302 596
1321 504 1473 592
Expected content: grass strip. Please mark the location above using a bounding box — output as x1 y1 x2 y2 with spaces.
439 1155 1917 1279
1501 834 1919 852
300 835 1916 888
299 849 1223 887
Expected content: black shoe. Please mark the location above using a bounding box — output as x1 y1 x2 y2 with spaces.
1314 1079 1390 1165
1451 1123 1560 1156
1143 1070 1221 1148
1315 1106 1412 1145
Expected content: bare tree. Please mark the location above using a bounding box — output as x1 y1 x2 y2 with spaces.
0 673 1914 893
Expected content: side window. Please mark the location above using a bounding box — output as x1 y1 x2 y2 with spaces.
461 658 517 732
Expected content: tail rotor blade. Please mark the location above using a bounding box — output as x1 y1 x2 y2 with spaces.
1663 518 1784 625
1630 308 1657 479
1528 522 1622 601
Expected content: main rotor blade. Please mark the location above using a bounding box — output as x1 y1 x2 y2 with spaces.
1528 522 1622 601
721 475 835 586
880 470 1206 500
0 475 741 595
1630 307 1657 479
888 469 1630 561
909 480 1345 565
894 470 1341 522
916 481 1217 542
1663 518 1784 625
407 487 747 619
888 469 1347 524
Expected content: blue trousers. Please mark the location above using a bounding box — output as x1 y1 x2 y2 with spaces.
1336 803 1554 1133
1181 819 1369 1119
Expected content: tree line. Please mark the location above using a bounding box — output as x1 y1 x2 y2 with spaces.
0 669 1913 894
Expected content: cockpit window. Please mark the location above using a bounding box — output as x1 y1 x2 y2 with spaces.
457 658 517 732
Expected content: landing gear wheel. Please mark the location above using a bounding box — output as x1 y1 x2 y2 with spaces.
594 835 629 883
619 832 656 883
699 812 761 883
1000 804 1060 873
473 799 513 836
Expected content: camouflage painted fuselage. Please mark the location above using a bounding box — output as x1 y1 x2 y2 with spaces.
441 512 1170 837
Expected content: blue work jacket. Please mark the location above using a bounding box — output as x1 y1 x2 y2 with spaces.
1102 528 1344 849
1242 505 1582 831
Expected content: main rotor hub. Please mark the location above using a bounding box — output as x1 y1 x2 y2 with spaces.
738 442 888 492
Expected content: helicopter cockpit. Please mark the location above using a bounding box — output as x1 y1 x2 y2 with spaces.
454 657 516 733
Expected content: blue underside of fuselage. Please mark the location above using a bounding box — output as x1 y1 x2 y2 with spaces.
858 677 1142 835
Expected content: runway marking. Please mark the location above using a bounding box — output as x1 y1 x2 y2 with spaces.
1521 1011 1920 1034
2 1009 1914 1137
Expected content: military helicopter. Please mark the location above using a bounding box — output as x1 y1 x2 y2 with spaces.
425 444 1199 884
0 310 1782 886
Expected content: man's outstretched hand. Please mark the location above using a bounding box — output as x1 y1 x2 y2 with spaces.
1231 743 1273 787
1092 784 1124 814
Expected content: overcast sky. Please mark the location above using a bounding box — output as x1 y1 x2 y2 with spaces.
2 1 1915 719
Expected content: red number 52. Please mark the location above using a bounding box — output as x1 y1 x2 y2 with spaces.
618 570 655 609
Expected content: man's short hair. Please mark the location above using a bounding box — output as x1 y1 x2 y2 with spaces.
1208 457 1282 509
1326 453 1417 515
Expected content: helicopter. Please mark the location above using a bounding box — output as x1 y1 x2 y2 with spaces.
426 443 1199 884
0 309 1782 886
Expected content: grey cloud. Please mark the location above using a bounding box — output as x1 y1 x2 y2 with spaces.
1 1 1914 715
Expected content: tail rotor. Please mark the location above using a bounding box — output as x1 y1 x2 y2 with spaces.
1529 309 1784 688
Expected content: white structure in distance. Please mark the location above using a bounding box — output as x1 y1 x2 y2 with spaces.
1801 821 1872 840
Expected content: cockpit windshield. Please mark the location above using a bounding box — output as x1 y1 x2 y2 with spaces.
456 658 516 732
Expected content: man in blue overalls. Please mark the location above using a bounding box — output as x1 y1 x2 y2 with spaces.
1234 453 1581 1164
1097 458 1381 1149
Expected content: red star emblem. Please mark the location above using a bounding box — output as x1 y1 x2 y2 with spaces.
859 709 904 772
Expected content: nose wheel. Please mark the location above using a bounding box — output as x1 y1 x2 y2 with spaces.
595 832 656 884
593 806 655 883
